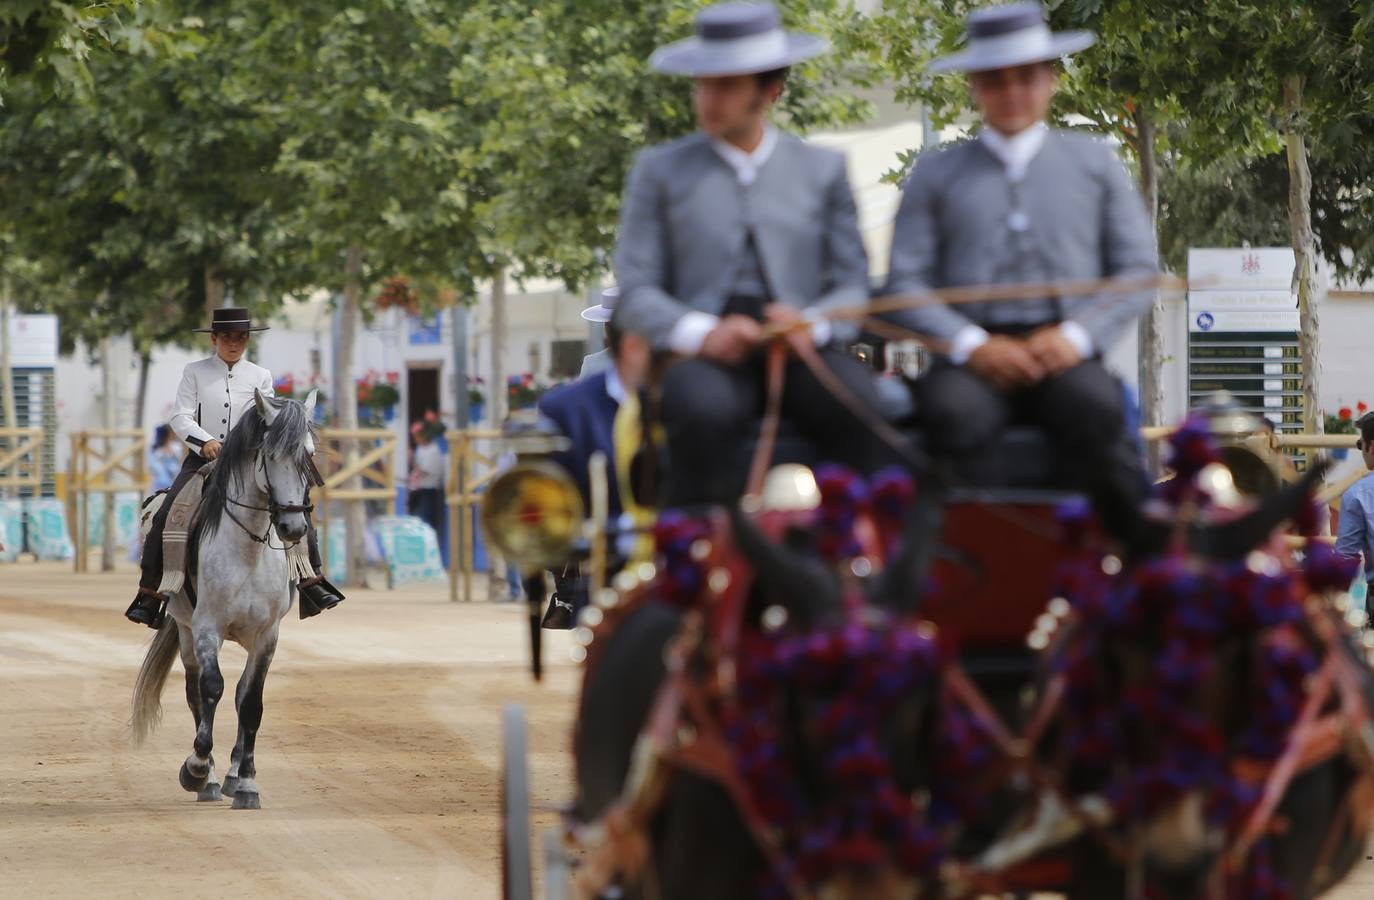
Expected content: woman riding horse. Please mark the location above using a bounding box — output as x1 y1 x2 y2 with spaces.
126 307 343 629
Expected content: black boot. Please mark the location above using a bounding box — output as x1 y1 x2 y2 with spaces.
126 588 168 629
298 576 344 620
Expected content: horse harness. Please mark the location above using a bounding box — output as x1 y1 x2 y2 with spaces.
223 452 322 548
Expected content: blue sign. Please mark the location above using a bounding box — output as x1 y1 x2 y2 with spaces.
1195 312 1215 332
408 314 442 345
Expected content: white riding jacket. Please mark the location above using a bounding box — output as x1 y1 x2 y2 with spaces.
168 355 275 456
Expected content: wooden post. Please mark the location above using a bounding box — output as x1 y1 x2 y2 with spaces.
76 434 88 574
448 429 464 602
462 432 473 603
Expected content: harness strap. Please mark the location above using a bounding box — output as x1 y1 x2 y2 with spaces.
744 341 787 500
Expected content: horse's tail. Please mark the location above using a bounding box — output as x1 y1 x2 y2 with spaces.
130 618 179 747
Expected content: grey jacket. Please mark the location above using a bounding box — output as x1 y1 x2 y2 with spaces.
613 131 869 348
579 348 612 379
884 130 1157 352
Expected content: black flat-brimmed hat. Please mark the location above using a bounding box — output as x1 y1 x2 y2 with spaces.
650 2 828 77
194 307 269 334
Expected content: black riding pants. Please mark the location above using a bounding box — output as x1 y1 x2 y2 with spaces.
659 347 893 508
914 358 1148 543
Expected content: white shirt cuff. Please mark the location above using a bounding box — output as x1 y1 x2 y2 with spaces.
666 311 720 356
803 309 833 347
948 325 991 365
1059 322 1095 359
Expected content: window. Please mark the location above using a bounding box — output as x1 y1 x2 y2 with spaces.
550 339 587 380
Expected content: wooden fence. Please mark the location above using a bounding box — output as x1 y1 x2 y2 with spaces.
315 427 399 571
445 428 503 602
0 427 45 496
66 429 148 572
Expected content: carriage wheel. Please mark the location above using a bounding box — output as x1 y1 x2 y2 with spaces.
502 704 535 900
542 828 573 900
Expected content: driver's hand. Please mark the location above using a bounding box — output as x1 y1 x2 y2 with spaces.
1025 326 1084 377
764 304 813 355
699 315 762 366
201 440 223 460
967 336 1045 391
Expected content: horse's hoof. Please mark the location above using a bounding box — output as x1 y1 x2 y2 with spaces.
197 782 222 802
221 775 240 797
179 760 208 793
232 790 261 810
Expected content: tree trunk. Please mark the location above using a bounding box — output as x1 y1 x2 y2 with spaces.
0 281 14 500
205 265 226 320
335 246 368 587
489 266 507 425
134 349 152 430
100 337 117 572
1283 75 1322 437
1132 108 1165 474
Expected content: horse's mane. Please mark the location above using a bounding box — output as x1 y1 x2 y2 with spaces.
198 396 315 542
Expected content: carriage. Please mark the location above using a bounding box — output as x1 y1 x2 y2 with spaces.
483 395 1374 900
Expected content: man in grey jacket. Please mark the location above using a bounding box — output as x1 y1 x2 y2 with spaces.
614 1 888 507
885 2 1157 546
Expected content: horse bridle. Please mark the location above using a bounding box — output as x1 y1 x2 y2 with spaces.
225 451 317 548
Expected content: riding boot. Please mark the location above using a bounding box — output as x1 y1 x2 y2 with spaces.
126 586 168 629
298 527 344 619
127 519 169 629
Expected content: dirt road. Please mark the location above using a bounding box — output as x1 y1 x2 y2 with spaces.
1 560 1372 899
0 561 576 900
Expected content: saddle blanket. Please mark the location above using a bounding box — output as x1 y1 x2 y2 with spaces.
148 467 315 599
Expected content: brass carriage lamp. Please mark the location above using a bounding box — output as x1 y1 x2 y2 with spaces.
480 411 582 573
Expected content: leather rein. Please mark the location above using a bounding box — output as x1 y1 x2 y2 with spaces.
223 452 318 548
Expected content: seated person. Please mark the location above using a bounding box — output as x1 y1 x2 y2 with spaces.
579 288 618 378
883 4 1157 550
127 308 343 629
613 2 892 510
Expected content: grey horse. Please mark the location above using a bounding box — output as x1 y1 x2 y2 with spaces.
131 389 319 809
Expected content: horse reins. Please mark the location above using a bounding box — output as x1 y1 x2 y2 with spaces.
224 453 315 548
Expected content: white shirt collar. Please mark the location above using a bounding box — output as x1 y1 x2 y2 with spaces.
209 354 245 372
979 121 1048 183
604 365 626 405
710 125 778 187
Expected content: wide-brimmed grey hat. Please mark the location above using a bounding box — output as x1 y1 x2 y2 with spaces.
931 2 1094 74
650 2 828 77
581 287 619 324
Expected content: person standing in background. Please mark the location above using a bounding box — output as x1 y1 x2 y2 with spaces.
407 419 445 540
149 424 183 492
1336 412 1374 614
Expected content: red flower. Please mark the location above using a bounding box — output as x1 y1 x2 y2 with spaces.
1360 402 1369 414
1339 407 1353 420
386 371 399 383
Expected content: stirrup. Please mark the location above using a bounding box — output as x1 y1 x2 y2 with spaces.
127 588 168 629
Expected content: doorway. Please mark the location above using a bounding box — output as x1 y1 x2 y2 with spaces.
407 366 441 436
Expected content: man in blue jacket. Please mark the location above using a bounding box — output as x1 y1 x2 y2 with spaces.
535 317 649 627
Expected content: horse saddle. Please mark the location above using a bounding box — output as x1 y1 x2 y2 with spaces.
146 465 316 603
149 467 213 599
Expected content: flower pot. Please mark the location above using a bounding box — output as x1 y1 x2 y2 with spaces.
1333 448 1350 461
469 402 485 425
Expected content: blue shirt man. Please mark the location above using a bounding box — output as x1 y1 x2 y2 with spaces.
1335 413 1374 585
